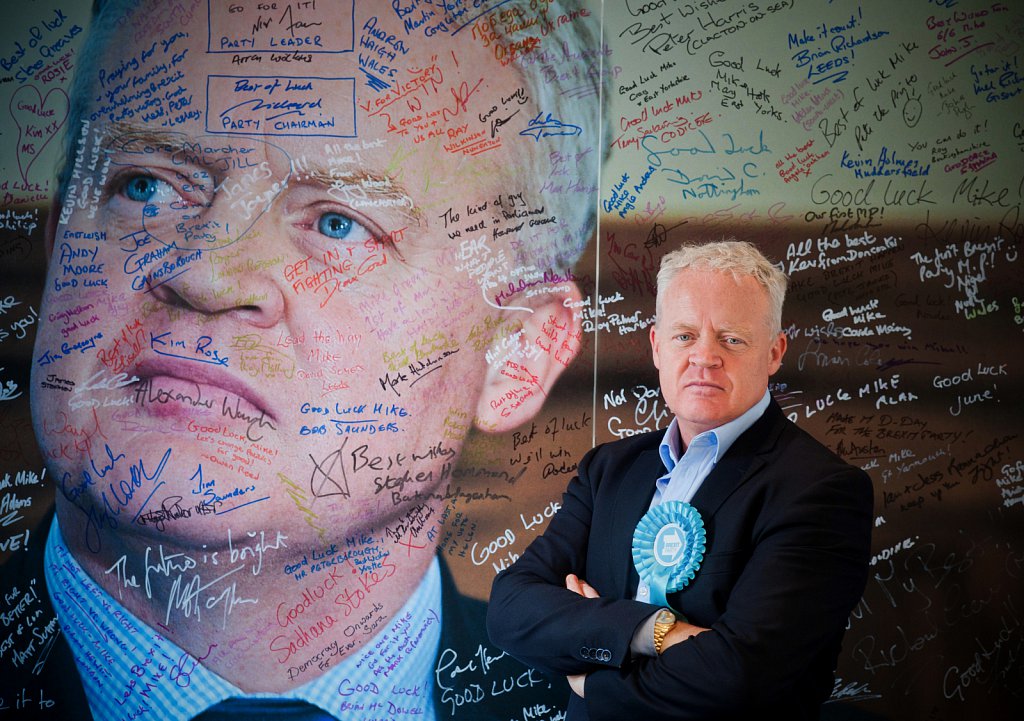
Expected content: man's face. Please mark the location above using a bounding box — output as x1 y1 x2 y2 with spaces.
32 7 539 557
650 268 786 444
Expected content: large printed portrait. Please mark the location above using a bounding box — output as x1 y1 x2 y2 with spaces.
4 1 1024 720
2 1 605 719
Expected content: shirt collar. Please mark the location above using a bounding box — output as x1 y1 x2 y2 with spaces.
45 516 441 721
659 389 772 471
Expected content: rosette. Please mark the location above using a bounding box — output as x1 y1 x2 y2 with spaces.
632 501 706 609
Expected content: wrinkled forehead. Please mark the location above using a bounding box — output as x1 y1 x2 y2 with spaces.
669 268 774 321
91 1 490 83
82 1 523 174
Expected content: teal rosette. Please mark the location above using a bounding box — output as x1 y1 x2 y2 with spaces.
632 501 706 609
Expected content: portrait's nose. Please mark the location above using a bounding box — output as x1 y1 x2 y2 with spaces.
146 210 286 329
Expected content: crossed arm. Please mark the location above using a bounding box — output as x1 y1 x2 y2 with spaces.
487 438 873 720
563 573 708 697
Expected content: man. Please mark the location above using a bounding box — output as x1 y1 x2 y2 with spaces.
488 240 874 720
12 0 603 718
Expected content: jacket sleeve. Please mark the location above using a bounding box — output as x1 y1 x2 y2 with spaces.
581 464 874 720
486 444 657 677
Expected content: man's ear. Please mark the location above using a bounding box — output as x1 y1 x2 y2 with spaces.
649 324 661 370
768 331 787 375
44 196 60 259
474 281 584 433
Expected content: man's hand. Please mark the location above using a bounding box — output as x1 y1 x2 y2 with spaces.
662 617 710 652
565 574 599 697
567 672 587 697
565 573 599 599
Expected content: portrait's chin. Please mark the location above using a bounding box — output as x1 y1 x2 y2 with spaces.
41 395 289 557
54 477 322 562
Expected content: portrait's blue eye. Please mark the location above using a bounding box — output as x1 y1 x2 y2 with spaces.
318 212 354 239
120 174 177 203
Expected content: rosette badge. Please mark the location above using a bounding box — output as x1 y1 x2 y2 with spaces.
632 501 706 609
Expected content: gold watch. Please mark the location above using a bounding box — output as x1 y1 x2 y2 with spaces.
653 608 676 654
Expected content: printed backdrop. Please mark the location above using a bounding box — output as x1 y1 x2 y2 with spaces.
2 1 1022 720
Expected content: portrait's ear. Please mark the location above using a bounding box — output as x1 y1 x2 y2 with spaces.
474 281 584 433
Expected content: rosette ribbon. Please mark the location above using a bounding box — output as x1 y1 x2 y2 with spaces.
632 501 706 610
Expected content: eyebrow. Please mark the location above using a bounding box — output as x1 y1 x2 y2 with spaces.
100 122 194 157
293 162 423 226
99 121 422 225
668 322 756 336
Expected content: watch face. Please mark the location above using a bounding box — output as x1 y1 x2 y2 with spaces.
657 609 675 624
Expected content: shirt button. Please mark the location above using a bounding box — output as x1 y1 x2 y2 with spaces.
639 586 649 597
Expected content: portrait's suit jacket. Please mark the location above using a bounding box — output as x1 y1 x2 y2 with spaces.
3 509 568 721
487 398 874 721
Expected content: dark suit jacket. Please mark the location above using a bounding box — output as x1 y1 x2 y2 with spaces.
2 511 568 721
487 399 874 721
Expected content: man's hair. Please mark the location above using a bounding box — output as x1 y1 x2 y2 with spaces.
57 0 606 271
655 239 789 334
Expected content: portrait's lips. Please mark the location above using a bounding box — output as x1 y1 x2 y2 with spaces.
131 356 278 422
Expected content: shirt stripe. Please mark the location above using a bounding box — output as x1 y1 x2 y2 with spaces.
45 517 440 721
636 390 771 602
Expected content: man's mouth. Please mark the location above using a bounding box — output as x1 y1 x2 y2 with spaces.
684 381 725 392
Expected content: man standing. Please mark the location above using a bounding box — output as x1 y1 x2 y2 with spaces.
488 240 874 720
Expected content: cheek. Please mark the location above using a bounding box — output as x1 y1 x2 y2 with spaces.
670 349 692 373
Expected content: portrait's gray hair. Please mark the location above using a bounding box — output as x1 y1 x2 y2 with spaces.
57 0 607 271
504 0 607 271
656 239 789 334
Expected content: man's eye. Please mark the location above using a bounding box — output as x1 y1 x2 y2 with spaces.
675 334 692 342
120 174 175 203
318 212 354 239
724 337 745 346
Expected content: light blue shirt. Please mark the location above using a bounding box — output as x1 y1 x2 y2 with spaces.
635 390 771 603
44 517 441 721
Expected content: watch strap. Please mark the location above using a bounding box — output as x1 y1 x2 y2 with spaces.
653 608 676 654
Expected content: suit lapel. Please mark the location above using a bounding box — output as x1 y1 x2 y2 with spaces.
602 400 787 600
608 445 663 599
690 398 786 517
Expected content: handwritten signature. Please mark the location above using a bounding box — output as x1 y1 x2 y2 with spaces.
519 112 582 141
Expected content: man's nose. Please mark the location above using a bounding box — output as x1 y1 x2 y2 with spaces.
689 336 722 368
145 219 286 328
